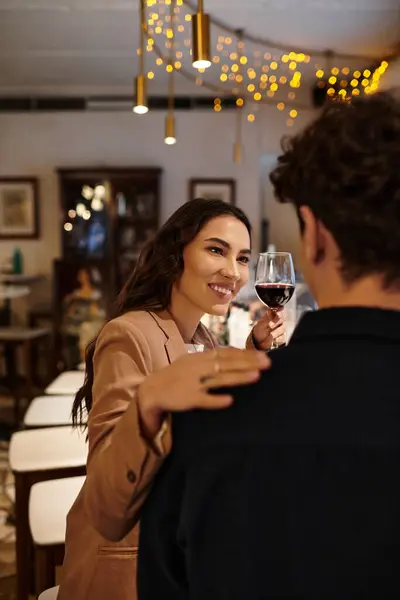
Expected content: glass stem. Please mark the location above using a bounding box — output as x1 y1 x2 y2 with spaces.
270 309 279 349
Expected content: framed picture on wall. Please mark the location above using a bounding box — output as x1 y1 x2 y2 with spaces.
0 177 39 239
189 178 236 205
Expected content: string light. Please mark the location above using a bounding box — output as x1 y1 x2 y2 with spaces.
138 2 395 133
233 28 245 163
213 98 222 112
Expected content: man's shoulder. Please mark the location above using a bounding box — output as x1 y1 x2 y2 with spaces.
172 334 385 456
172 343 307 453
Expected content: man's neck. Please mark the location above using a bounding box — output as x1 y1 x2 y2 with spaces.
316 275 400 312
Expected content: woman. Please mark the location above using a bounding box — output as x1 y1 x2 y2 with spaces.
58 198 285 600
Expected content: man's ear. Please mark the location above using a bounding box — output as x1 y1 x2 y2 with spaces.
299 206 325 265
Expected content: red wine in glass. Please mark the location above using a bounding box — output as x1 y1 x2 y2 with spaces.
255 282 295 310
255 252 295 349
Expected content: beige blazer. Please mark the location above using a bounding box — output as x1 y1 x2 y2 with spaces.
58 310 215 600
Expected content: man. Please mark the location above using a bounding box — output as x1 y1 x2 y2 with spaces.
138 93 400 599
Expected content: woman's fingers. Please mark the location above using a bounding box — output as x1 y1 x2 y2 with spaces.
255 310 283 336
271 323 286 344
193 392 233 410
194 348 267 376
266 310 283 329
204 370 261 390
214 348 270 370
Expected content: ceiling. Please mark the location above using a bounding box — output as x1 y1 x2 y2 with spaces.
0 0 398 99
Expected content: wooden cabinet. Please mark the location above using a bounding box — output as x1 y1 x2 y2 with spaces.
57 167 162 292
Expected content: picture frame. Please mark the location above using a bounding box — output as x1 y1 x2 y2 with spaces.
189 178 236 205
0 177 39 239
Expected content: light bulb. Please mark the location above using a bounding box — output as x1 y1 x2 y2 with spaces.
76 203 86 217
133 104 149 115
91 197 103 211
193 58 211 69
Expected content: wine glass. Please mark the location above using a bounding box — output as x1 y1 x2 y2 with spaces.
255 252 295 349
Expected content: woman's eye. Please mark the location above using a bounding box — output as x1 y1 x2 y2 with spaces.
208 246 224 255
238 256 250 264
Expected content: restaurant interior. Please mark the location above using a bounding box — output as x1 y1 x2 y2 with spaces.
0 0 399 597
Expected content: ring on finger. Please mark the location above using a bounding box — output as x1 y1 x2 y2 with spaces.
213 347 221 375
200 350 221 384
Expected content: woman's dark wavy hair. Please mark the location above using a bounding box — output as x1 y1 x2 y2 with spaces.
270 92 400 287
71 198 251 426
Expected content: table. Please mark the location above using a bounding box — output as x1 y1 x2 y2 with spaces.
0 327 52 424
0 273 43 325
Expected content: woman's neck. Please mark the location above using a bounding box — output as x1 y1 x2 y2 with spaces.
168 288 203 343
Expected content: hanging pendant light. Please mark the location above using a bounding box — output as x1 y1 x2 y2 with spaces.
165 113 176 145
192 0 211 70
133 74 148 114
233 139 242 164
133 0 148 114
165 0 177 144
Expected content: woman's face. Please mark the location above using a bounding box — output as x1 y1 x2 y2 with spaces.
78 269 90 285
176 215 251 316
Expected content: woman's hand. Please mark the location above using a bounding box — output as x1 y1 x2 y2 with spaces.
251 309 286 350
138 347 270 437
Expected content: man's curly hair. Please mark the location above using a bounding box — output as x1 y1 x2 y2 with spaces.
270 92 400 288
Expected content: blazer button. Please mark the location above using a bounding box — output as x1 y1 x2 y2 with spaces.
127 470 137 484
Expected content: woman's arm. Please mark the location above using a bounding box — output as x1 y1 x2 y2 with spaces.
83 318 270 543
83 319 170 542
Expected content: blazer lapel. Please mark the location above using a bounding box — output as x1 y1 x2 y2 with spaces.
148 310 216 365
147 311 187 365
164 334 187 364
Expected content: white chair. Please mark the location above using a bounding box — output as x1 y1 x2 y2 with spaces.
23 395 87 428
9 427 87 600
30 476 85 595
10 426 87 474
39 586 60 599
45 371 85 395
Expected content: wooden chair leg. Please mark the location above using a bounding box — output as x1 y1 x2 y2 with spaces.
14 473 34 600
45 334 56 385
35 546 56 597
4 341 20 426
